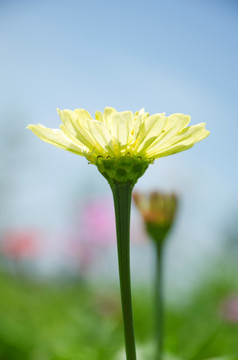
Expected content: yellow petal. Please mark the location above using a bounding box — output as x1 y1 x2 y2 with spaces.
103 107 117 129
161 122 209 149
57 109 79 137
133 111 150 142
27 124 85 155
134 108 145 121
79 119 115 156
59 124 85 148
134 114 167 153
147 123 210 158
95 110 103 122
171 123 210 146
110 111 134 152
74 109 93 120
144 114 191 153
58 109 99 152
149 143 194 158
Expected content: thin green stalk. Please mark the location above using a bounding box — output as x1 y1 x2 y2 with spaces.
111 182 137 360
155 241 164 360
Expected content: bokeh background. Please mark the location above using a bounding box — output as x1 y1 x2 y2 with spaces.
0 1 238 359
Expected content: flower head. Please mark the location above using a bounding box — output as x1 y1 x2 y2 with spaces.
27 107 209 185
133 191 178 243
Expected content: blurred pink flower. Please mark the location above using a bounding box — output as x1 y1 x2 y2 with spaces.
220 295 238 322
0 230 41 260
67 197 116 272
80 199 116 246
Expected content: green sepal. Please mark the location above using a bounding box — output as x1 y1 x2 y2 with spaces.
146 223 171 244
95 155 151 186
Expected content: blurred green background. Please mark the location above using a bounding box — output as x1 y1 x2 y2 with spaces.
0 264 238 360
0 0 238 359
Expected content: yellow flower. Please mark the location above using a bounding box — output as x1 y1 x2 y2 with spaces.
27 107 209 185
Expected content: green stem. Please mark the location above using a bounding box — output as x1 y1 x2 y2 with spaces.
111 182 137 360
155 241 164 360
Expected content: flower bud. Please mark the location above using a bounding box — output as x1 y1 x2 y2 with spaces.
133 191 178 243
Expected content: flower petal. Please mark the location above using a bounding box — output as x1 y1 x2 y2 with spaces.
79 119 115 156
110 111 134 152
58 109 99 152
133 114 167 153
144 113 191 153
95 110 103 122
147 123 210 158
57 109 79 137
74 109 93 120
169 123 210 146
132 111 150 143
103 107 117 129
27 124 85 155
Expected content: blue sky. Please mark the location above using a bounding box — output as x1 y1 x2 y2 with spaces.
0 0 237 279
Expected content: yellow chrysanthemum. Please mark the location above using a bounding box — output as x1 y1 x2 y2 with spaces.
27 107 209 185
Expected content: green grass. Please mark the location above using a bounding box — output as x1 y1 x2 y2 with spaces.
0 266 238 360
